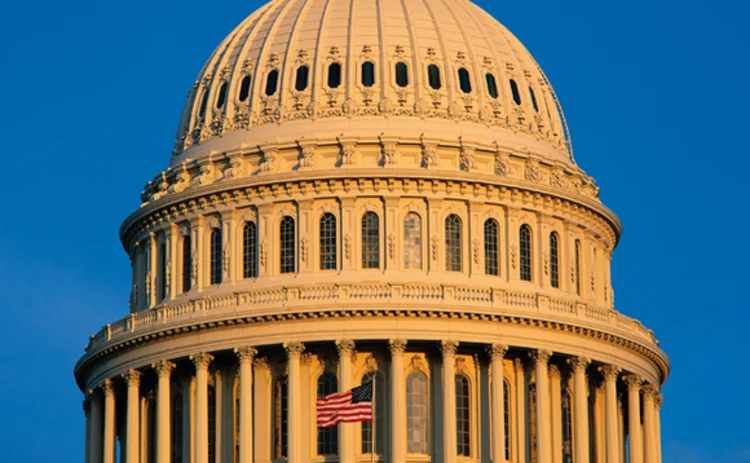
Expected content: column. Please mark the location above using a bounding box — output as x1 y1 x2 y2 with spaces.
441 341 459 463
550 365 562 463
655 394 663 463
568 357 590 463
122 370 142 463
599 365 621 463
336 340 356 463
84 398 92 463
191 353 214 463
487 344 508 463
102 380 116 463
389 339 407 463
89 390 103 463
153 361 176 463
513 359 525 463
642 385 658 463
235 347 257 463
624 375 643 463
531 350 552 463
284 342 305 463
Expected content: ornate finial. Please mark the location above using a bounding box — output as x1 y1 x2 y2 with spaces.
152 360 176 377
190 352 214 369
487 344 509 360
284 342 305 358
388 339 408 355
335 340 356 356
235 346 258 363
440 340 459 356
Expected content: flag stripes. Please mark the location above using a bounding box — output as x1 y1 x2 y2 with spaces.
316 382 373 428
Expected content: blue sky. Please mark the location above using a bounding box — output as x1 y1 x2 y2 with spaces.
0 0 747 462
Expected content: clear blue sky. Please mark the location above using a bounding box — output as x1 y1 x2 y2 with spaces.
0 0 747 462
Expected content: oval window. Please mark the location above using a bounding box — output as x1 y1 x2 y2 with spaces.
239 75 251 102
362 61 375 87
529 87 539 112
295 66 309 91
458 68 472 93
509 79 521 105
395 62 409 87
216 83 228 109
328 63 342 88
486 73 499 99
265 70 279 96
428 64 442 90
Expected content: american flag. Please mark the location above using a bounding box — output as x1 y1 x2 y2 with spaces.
316 381 373 428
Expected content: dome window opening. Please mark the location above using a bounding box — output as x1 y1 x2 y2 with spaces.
519 224 532 281
395 62 409 88
428 64 442 90
280 216 296 274
216 83 228 109
239 75 252 102
328 63 342 89
361 61 375 87
265 70 280 96
486 73 499 99
458 68 472 93
361 212 380 269
295 65 310 91
529 86 539 112
509 79 521 105
198 90 209 119
210 228 223 285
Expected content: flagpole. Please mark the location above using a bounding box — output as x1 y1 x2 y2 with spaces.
371 376 376 463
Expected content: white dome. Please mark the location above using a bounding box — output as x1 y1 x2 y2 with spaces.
171 0 575 168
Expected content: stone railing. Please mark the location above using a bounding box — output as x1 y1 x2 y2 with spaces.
86 283 657 354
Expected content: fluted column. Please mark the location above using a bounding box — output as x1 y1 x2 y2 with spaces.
122 369 142 463
442 341 459 463
389 339 407 463
284 342 305 463
89 390 103 463
513 359 526 463
336 340 356 463
532 350 552 463
642 385 657 463
624 375 643 463
235 347 257 463
153 361 176 463
102 380 116 463
191 353 214 463
488 345 508 463
568 357 590 463
550 366 562 463
599 365 621 463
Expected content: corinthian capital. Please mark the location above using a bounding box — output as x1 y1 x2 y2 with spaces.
121 369 142 386
190 352 214 370
487 344 509 360
530 349 552 366
567 356 590 372
284 342 305 359
440 340 459 357
152 360 176 377
389 339 408 355
623 374 644 389
642 383 659 398
335 339 356 356
100 378 114 395
598 364 621 381
234 346 258 363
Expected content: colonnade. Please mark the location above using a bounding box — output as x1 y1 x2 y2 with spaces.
82 340 663 463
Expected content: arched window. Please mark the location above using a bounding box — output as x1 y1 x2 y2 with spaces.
484 219 499 276
486 73 499 99
280 216 296 274
295 65 310 91
182 235 192 293
456 375 471 457
265 69 279 96
172 393 183 463
519 225 532 281
239 75 252 102
362 62 376 87
274 377 288 459
574 240 582 295
529 86 539 112
320 213 337 270
550 232 560 288
428 64 442 90
406 372 428 454
158 241 167 302
243 222 257 279
403 212 422 270
458 68 472 93
509 79 521 105
199 90 209 119
210 228 222 285
317 373 339 455
503 380 511 460
562 387 573 463
395 62 409 87
328 63 342 88
216 82 228 109
208 385 217 463
445 214 462 272
362 212 380 269
361 371 384 455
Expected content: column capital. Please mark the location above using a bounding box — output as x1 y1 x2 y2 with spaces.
335 339 356 356
529 349 552 365
86 389 98 402
655 393 663 408
121 369 142 386
254 356 269 370
388 339 408 355
152 360 177 377
284 341 305 359
623 374 644 389
598 364 621 381
440 340 459 356
642 383 659 397
549 364 561 378
567 356 590 372
83 398 91 413
513 357 523 371
100 378 115 395
190 352 214 370
486 344 508 360
235 346 258 363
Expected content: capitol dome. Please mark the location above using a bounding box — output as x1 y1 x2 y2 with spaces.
76 2 668 463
